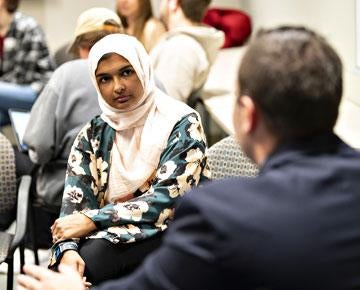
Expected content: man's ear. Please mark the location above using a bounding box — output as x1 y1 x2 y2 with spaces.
238 95 257 133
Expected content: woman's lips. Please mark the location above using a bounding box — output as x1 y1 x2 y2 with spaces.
114 95 130 103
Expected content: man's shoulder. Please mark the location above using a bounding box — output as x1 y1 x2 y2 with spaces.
151 32 206 72
183 144 360 216
56 59 88 74
181 177 264 217
51 59 92 91
161 31 204 54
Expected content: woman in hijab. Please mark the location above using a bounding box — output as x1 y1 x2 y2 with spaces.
48 33 210 285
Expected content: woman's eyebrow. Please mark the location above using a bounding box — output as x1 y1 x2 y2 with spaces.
119 65 133 72
95 71 109 78
95 64 133 77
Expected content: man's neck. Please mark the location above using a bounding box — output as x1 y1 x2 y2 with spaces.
168 13 198 31
251 130 279 167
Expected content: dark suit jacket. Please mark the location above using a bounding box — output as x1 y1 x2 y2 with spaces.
95 133 360 290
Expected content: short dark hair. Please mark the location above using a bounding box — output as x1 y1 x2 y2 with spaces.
180 0 211 23
238 26 343 141
4 0 19 13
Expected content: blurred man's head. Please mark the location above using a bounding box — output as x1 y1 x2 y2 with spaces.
159 0 211 29
234 26 343 163
69 7 123 58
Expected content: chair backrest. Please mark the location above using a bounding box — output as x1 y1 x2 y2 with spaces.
0 133 17 215
207 135 258 179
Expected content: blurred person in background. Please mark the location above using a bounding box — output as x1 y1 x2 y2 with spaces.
116 0 166 52
0 0 54 126
150 0 224 103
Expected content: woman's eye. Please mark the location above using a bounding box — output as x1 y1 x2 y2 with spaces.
121 68 133 77
99 76 110 83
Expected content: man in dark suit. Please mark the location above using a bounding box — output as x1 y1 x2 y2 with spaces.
17 26 360 290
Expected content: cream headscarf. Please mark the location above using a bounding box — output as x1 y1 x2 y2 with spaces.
88 34 194 203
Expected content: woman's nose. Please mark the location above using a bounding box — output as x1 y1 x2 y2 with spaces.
114 77 125 93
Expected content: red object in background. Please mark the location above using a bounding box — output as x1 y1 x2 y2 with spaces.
203 8 252 48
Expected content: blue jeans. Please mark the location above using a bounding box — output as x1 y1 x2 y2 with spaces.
0 81 37 126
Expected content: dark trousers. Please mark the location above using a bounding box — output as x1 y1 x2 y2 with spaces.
27 205 58 249
80 233 163 285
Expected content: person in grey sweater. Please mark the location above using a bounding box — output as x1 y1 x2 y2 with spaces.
23 59 102 211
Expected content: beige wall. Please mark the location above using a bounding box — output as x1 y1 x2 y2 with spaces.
211 0 243 8
19 0 115 52
240 0 360 106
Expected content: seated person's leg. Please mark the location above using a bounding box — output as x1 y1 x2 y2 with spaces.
0 206 16 230
0 81 37 126
79 232 163 285
27 205 59 249
14 147 34 176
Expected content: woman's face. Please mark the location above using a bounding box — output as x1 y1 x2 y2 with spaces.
95 53 144 110
116 0 140 18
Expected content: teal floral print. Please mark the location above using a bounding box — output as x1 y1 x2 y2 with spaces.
50 112 210 266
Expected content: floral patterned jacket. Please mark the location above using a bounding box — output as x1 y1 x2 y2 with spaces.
49 112 211 266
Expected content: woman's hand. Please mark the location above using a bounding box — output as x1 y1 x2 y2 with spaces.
60 250 86 277
51 213 97 242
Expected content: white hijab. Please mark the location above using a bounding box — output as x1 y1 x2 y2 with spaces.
88 34 194 203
